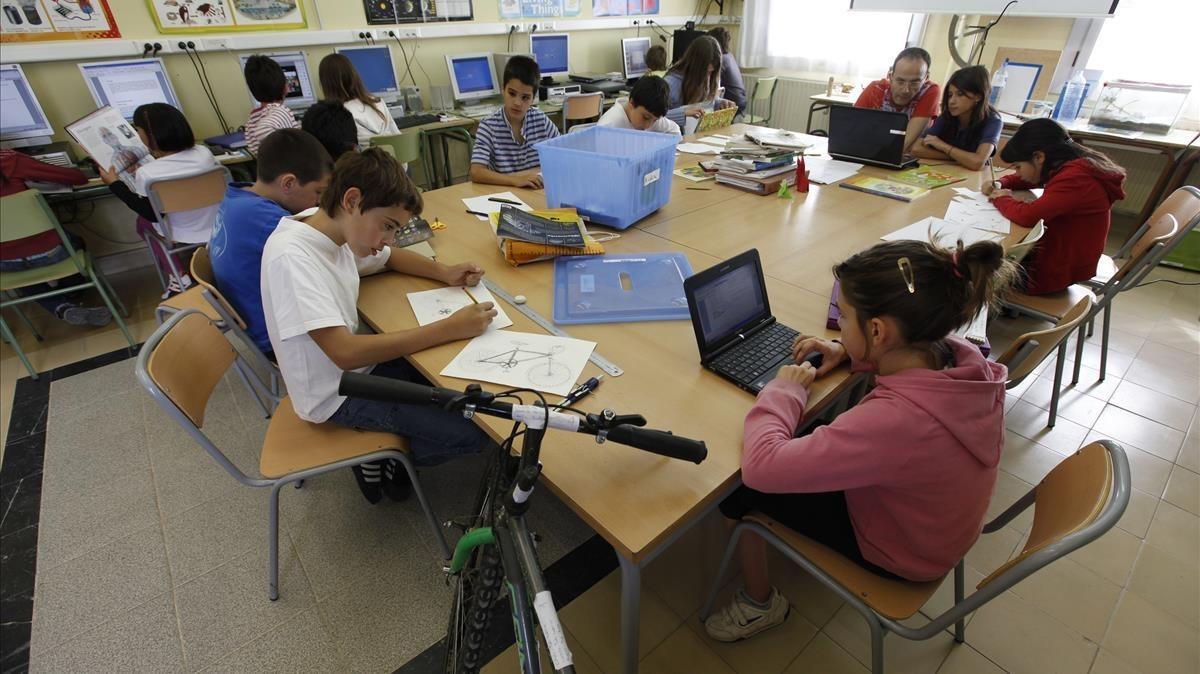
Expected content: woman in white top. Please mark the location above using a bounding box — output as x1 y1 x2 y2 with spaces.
98 103 220 294
318 53 401 148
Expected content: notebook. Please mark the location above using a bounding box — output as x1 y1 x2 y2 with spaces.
684 249 802 394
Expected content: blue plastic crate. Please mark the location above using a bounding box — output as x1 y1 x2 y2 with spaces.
536 126 677 230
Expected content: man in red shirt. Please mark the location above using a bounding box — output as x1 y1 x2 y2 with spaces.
854 47 941 154
0 149 113 326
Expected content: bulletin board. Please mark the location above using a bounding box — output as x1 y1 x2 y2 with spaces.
147 0 307 33
991 48 1060 115
0 0 120 43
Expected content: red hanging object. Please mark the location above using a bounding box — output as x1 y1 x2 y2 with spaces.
795 154 810 193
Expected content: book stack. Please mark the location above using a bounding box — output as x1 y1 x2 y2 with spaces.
712 144 797 195
488 206 605 266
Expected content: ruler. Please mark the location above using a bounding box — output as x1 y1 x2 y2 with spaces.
482 279 624 377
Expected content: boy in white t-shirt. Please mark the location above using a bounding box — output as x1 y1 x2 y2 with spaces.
260 148 496 503
597 76 682 137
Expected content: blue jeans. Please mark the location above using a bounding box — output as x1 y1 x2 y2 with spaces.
326 358 491 466
0 238 85 317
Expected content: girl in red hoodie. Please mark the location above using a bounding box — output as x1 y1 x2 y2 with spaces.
704 239 1015 643
984 118 1126 295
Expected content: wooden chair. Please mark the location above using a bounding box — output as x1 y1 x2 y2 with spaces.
1005 219 1044 264
746 76 778 125
157 247 283 417
1002 212 1180 384
569 122 597 134
143 165 231 293
136 310 452 599
561 92 604 133
1085 186 1200 290
995 294 1094 427
370 131 428 189
701 440 1130 674
0 190 134 379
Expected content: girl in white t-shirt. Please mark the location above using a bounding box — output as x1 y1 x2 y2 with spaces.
318 53 401 148
98 103 220 295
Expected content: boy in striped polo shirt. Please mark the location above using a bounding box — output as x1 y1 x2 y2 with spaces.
469 55 559 189
243 55 299 155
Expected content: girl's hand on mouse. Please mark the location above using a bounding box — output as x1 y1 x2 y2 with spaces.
776 363 816 389
792 336 846 377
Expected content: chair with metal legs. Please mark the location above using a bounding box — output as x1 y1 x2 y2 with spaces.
143 165 231 294
995 294 1094 427
136 309 452 600
700 440 1130 674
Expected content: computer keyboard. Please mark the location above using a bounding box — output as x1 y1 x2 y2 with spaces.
394 113 441 129
458 104 500 118
32 151 73 168
712 323 800 381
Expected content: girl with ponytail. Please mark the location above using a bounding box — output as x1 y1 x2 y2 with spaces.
984 118 1126 294
705 239 1015 644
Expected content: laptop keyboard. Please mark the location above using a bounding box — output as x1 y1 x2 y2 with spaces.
712 322 800 382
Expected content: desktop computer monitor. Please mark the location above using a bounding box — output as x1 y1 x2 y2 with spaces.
530 33 570 78
445 53 499 102
622 37 652 80
335 45 400 103
78 58 182 121
0 64 54 147
672 29 707 63
237 51 317 111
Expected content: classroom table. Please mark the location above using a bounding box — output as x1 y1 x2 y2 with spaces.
356 125 1023 673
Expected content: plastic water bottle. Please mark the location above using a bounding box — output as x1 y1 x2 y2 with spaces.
1054 71 1088 124
989 60 1008 106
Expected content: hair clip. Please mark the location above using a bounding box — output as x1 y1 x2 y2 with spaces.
897 257 916 294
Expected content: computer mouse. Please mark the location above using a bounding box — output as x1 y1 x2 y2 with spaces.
801 351 823 368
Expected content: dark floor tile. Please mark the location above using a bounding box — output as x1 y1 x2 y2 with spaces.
11 378 49 407
0 619 31 674
0 436 44 489
0 525 37 604
4 396 46 444
0 475 41 540
47 345 139 382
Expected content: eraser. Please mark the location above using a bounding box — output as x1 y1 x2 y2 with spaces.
514 294 527 304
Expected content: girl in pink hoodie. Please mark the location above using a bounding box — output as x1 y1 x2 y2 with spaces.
705 239 1016 643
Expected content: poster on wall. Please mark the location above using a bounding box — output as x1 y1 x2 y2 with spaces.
148 0 305 32
499 0 581 18
593 0 656 16
365 0 473 25
0 0 120 42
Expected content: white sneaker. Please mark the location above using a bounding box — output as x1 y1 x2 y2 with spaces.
703 587 789 642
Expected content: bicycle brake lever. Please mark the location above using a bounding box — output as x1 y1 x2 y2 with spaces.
593 410 647 428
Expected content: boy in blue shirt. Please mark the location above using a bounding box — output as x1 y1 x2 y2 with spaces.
209 128 333 356
469 55 559 189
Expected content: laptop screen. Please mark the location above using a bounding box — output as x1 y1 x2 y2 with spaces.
828 106 908 163
687 251 770 354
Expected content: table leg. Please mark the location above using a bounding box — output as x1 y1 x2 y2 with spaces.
806 103 830 134
618 553 641 674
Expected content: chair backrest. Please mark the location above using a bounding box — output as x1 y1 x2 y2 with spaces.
1110 213 1178 283
752 76 778 101
370 131 423 165
142 309 237 428
0 189 66 243
189 247 247 329
146 165 231 215
1118 185 1200 259
1005 220 1045 263
977 440 1127 589
995 293 1093 386
569 122 597 134
564 92 604 121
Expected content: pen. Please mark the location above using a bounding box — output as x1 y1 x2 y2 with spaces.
462 287 479 304
686 187 711 191
489 197 522 205
987 158 997 186
466 209 489 217
557 375 603 409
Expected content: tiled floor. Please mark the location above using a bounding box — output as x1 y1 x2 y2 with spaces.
1 260 1198 674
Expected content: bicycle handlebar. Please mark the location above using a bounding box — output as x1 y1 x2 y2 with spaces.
338 372 707 464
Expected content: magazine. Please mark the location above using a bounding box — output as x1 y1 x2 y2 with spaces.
65 106 152 190
888 166 966 189
839 175 930 202
495 206 588 248
673 164 715 182
394 217 435 248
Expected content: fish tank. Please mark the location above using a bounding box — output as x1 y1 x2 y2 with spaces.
1088 80 1192 135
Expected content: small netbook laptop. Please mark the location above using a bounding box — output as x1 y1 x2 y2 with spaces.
684 249 802 394
829 106 919 170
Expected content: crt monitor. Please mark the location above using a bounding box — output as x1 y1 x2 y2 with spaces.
0 64 54 146
335 45 400 103
672 29 707 63
237 51 317 111
78 58 182 121
622 37 652 80
445 53 499 102
530 33 570 77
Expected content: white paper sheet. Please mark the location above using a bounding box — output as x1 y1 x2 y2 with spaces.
695 136 728 147
676 142 723 155
440 330 596 397
805 157 862 185
944 199 1012 233
407 284 513 332
882 217 1005 248
461 191 533 221
952 187 989 203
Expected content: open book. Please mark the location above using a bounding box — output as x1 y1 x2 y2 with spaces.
65 106 152 190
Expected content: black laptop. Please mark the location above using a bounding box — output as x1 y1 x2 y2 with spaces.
684 249 803 394
828 105 919 170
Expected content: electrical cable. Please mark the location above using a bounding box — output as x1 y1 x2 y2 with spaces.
191 45 231 133
1135 278 1200 288
181 43 229 134
392 34 418 87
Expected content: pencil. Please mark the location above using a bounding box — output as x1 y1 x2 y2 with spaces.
686 187 711 191
988 159 996 185
466 209 489 217
462 288 479 304
489 197 522 205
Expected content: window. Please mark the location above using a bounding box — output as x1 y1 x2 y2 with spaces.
739 1 919 78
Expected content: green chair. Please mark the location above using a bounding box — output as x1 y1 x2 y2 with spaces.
370 131 428 188
746 76 779 125
0 189 135 379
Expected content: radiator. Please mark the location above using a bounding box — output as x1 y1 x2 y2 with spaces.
1092 143 1172 216
744 76 830 133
